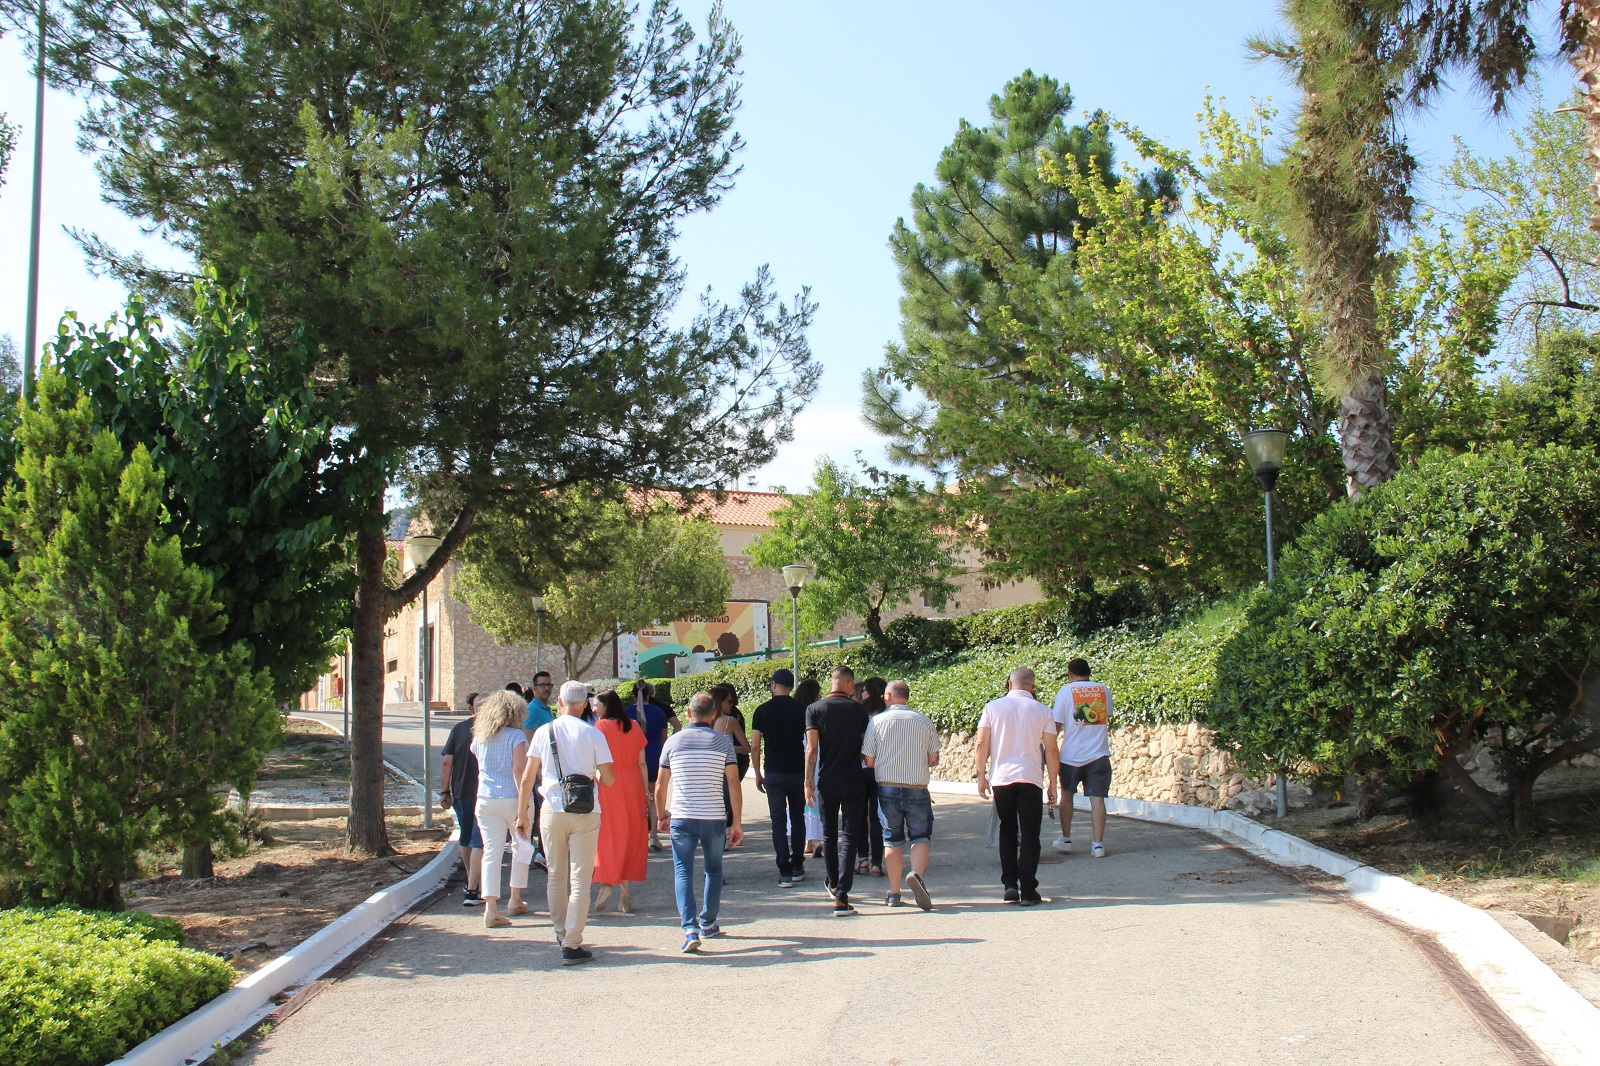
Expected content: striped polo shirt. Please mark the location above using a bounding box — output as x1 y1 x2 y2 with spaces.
862 707 941 788
659 723 736 821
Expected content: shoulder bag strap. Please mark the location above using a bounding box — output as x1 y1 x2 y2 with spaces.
549 721 564 781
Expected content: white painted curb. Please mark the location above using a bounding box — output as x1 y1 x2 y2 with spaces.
108 844 458 1066
927 781 1600 1066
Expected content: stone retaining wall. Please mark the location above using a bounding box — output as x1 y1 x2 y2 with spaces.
933 721 1285 810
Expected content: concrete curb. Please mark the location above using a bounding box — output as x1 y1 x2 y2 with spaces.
108 844 457 1066
926 781 1600 1066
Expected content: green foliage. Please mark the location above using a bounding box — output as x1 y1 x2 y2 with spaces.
1210 444 1600 834
0 369 278 907
1487 329 1600 448
747 459 960 641
456 491 731 678
50 274 378 699
683 597 1246 736
0 906 234 1066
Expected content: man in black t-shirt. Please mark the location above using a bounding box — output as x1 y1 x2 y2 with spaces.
751 668 809 888
804 665 869 916
439 692 484 906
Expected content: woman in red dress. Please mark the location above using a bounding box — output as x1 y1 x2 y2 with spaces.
592 690 649 912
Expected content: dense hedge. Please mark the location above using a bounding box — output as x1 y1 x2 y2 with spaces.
0 907 235 1066
677 599 1245 734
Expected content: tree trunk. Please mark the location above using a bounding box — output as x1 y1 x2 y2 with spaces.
181 841 214 879
1571 2 1600 234
865 606 885 642
1511 775 1536 837
1338 366 1398 497
346 521 394 857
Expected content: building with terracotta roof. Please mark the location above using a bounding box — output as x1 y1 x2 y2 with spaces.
300 492 1040 712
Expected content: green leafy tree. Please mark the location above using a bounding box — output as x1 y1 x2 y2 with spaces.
454 493 731 678
865 70 1175 472
0 369 277 908
50 275 376 703
1210 443 1600 836
748 459 960 643
34 0 818 854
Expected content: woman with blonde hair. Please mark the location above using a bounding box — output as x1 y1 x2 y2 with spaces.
471 690 531 928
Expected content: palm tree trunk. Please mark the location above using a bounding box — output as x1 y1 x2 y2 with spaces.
1338 366 1398 495
1572 1 1600 233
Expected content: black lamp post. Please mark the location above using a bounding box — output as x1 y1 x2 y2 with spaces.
1242 427 1291 817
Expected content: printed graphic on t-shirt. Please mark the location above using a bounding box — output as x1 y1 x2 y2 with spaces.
1072 685 1110 726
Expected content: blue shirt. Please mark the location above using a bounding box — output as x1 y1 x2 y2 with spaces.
629 701 672 777
523 697 554 732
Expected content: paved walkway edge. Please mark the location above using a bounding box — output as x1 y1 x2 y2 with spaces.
282 713 437 812
928 780 1600 1066
107 844 458 1066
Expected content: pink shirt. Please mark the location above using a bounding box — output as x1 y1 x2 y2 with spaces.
977 692 1056 788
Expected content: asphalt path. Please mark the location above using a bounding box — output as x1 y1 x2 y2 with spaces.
297 705 462 790
240 790 1515 1066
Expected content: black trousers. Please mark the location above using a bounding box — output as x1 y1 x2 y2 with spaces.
820 784 867 900
764 771 807 877
993 782 1043 894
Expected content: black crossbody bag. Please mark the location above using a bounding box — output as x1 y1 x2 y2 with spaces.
548 723 596 815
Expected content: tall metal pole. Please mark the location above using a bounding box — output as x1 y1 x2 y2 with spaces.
420 584 433 829
1267 489 1288 818
535 608 543 679
790 588 800 681
342 638 351 737
22 0 47 401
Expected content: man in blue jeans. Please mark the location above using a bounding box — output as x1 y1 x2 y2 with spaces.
862 680 943 910
655 691 745 954
750 668 809 887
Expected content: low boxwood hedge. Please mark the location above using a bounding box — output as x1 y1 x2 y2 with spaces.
0 906 235 1066
678 597 1246 735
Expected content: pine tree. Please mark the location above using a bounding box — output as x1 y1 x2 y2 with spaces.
0 369 277 908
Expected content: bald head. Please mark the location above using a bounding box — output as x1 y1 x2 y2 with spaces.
1007 666 1036 693
886 679 910 704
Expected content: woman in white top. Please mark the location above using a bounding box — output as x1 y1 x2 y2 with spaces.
471 690 530 928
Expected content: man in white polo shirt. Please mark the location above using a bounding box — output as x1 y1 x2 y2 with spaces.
975 667 1059 906
862 679 942 911
516 680 614 966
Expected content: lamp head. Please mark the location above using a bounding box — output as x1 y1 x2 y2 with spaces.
530 593 545 614
1242 429 1290 492
405 534 442 569
781 563 811 595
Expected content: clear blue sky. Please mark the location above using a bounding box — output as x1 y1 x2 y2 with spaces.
0 1 1567 490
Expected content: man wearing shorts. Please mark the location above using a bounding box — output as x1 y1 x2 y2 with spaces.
861 679 942 910
1051 657 1113 858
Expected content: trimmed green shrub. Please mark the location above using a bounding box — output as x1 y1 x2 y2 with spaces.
680 598 1245 735
0 906 235 1066
1210 444 1600 835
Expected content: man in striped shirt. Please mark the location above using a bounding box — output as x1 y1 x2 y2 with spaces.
655 691 744 954
862 680 942 911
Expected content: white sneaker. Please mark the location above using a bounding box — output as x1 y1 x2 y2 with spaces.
1051 835 1073 854
1091 842 1106 858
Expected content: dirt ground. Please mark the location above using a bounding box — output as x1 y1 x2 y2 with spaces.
124 719 447 975
1278 764 1600 967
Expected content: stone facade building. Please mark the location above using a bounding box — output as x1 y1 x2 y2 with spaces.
300 491 1042 713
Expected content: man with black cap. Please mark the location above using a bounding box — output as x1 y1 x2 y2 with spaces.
750 667 809 887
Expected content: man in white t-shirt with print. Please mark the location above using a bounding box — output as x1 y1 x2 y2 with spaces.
516 680 614 965
1052 657 1113 858
975 667 1060 906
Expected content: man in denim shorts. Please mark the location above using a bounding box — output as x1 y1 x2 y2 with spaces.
862 679 942 910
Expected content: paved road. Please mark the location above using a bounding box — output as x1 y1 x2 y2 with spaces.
241 790 1513 1066
297 705 462 787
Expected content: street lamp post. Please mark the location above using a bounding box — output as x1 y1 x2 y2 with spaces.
530 593 545 679
781 563 811 682
1243 428 1291 817
406 533 442 828
22 0 47 401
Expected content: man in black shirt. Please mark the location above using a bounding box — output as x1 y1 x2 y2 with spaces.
751 668 809 888
439 692 484 906
804 665 869 916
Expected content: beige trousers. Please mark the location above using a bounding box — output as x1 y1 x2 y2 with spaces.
540 806 601 948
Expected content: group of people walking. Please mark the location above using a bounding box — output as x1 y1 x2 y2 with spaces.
435 656 1116 963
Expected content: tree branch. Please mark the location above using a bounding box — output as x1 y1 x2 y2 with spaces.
387 506 479 613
